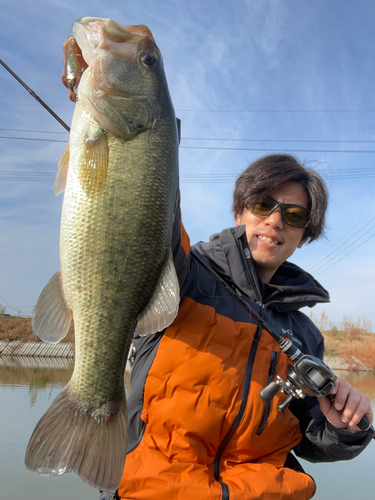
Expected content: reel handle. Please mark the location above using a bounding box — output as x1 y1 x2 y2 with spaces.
259 382 280 403
277 394 295 412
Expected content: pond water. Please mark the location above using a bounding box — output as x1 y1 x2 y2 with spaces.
1 357 374 499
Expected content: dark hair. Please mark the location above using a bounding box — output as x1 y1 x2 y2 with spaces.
232 154 328 243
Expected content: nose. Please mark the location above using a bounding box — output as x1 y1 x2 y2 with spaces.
264 207 283 229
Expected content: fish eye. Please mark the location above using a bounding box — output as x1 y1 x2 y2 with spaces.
141 54 156 66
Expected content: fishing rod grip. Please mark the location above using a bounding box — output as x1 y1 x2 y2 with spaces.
356 415 375 438
327 393 375 439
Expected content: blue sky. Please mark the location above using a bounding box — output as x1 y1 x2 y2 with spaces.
1 0 375 328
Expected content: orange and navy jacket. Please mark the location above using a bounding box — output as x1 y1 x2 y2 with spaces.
114 210 371 500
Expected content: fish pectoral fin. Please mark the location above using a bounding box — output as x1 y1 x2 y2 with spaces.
79 128 109 197
137 249 180 336
54 142 70 196
32 270 72 343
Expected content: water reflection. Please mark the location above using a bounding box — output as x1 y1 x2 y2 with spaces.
0 356 132 406
336 370 375 401
1 357 133 500
1 360 374 500
0 356 73 406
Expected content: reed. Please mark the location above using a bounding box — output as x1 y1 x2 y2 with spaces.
310 311 375 370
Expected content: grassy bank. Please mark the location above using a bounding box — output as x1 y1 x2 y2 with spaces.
311 312 375 370
2 308 374 370
0 308 75 343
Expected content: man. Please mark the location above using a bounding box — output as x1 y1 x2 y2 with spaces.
62 39 372 500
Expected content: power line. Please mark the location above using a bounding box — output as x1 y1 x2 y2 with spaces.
4 102 375 113
176 108 375 113
314 231 375 277
0 136 66 143
308 214 375 272
0 102 73 108
3 127 375 144
0 293 34 311
183 137 375 144
0 127 67 134
2 170 375 184
181 146 375 153
307 208 375 270
4 135 375 154
309 219 375 274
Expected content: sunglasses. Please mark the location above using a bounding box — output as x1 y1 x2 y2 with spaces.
246 196 310 229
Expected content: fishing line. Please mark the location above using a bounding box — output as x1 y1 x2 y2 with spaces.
191 248 281 355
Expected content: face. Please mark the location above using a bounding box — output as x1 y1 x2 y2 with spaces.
235 182 309 284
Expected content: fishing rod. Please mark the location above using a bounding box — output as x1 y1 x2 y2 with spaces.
190 247 375 440
0 55 183 141
0 59 70 132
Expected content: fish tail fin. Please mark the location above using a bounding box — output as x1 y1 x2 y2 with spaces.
25 384 127 492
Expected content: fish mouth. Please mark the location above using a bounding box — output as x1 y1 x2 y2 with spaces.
72 17 155 66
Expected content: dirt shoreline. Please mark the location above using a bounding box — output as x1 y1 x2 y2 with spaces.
0 339 374 373
1 315 374 371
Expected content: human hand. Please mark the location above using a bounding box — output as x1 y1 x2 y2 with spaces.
318 377 373 432
61 36 88 102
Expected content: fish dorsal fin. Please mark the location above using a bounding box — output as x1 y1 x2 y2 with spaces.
137 249 180 336
32 270 72 343
79 127 109 197
54 142 70 196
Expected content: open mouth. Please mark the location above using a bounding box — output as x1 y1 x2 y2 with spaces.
73 18 155 67
257 235 282 245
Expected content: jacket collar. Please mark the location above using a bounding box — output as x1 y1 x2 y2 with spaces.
193 226 330 312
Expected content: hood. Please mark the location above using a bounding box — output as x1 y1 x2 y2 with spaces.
193 225 330 313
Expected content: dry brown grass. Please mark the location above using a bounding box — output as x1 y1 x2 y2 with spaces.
0 306 75 343
310 311 375 370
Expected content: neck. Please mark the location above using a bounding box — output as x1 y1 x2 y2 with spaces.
254 264 276 284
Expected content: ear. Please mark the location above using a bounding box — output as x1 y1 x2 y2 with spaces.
235 213 243 226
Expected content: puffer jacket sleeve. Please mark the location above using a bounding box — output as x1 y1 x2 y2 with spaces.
289 332 372 462
170 190 192 299
290 396 372 462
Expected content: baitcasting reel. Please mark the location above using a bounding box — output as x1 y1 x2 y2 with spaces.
260 350 336 411
260 340 375 438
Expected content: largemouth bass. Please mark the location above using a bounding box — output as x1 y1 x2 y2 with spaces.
25 17 180 492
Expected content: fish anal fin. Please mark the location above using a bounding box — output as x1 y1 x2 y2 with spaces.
54 142 70 196
25 384 127 492
79 129 109 197
32 270 72 344
137 249 180 336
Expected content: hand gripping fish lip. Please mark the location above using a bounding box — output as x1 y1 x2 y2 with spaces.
73 18 155 66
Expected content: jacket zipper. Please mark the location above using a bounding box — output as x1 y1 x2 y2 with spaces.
255 351 279 435
231 229 263 307
213 324 262 500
